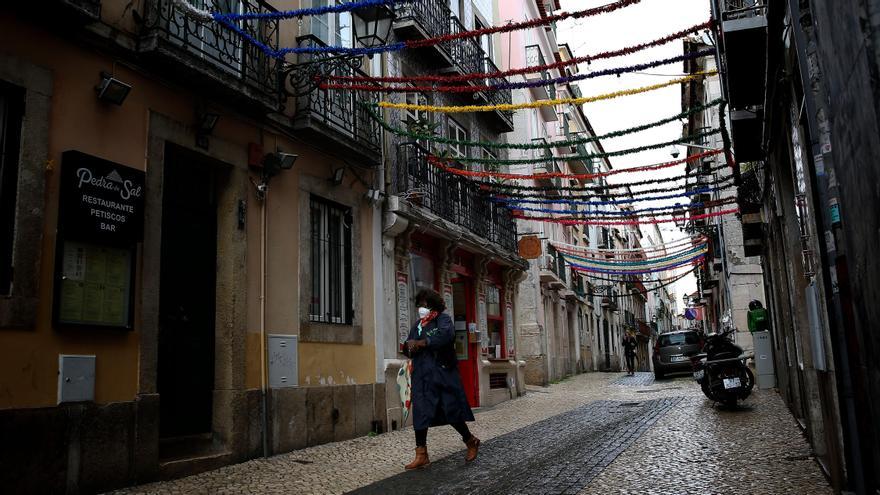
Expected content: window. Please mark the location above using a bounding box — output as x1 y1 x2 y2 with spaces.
446 118 469 159
0 82 24 296
312 0 352 47
402 86 431 149
487 284 505 359
309 196 353 324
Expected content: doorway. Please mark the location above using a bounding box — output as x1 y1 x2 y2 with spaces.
452 278 479 407
157 144 219 447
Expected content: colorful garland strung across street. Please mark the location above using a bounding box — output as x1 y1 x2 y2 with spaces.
363 99 726 151
578 267 697 297
451 129 721 166
557 244 708 267
512 208 741 226
494 185 729 206
213 0 406 21
328 21 714 84
377 72 717 113
502 196 734 216
566 251 708 275
320 49 717 93
489 177 737 201
216 0 642 58
428 150 722 181
551 235 707 255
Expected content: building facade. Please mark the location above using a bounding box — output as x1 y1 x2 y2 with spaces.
713 0 880 491
0 0 413 492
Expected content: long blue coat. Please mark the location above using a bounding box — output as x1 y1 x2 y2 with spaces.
403 313 475 431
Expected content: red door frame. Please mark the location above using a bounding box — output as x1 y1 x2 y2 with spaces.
451 276 480 408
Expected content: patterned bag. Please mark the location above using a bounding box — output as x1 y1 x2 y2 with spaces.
396 360 413 423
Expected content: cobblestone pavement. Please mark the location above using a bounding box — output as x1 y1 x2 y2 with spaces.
111 373 831 495
611 372 656 386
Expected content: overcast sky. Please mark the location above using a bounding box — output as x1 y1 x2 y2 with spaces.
553 0 712 309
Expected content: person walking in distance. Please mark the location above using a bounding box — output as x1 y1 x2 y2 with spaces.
623 331 638 376
402 289 480 470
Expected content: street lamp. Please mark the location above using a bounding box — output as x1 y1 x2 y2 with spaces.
282 5 398 97
351 4 396 50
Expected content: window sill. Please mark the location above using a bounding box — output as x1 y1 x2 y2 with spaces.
300 321 363 345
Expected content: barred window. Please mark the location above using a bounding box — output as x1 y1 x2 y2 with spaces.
309 196 353 324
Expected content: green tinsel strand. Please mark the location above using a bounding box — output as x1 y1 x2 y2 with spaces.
363 98 726 151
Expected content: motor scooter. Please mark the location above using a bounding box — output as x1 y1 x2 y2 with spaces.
691 328 754 407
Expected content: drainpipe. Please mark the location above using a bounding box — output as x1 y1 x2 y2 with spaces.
259 182 269 458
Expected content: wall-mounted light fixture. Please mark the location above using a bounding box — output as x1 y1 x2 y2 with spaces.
331 166 346 186
95 72 132 105
252 151 298 200
196 110 220 149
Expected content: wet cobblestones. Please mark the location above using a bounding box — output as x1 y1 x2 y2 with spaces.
611 372 655 386
111 373 831 495
351 398 681 495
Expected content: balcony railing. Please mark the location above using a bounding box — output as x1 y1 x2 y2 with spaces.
545 244 567 283
525 45 556 99
395 0 451 40
143 0 280 105
480 56 514 128
395 143 517 252
292 36 382 161
721 0 766 20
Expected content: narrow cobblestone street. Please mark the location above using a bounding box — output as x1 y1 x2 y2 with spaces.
112 373 830 495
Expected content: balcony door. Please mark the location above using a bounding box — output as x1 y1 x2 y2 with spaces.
312 0 352 47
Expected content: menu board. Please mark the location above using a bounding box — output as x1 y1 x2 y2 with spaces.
57 240 132 327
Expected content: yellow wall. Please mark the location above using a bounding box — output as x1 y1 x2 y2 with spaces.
0 9 379 409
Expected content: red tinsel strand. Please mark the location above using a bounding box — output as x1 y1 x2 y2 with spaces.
427 150 722 181
511 208 741 226
325 20 713 84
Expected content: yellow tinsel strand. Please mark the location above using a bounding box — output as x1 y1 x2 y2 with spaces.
377 71 718 113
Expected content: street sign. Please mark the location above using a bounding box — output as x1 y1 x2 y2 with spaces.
518 235 542 259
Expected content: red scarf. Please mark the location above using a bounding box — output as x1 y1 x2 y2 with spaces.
419 310 439 328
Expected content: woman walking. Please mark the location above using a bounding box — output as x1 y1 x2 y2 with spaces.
402 288 480 470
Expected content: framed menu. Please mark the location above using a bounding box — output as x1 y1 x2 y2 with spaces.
56 240 134 328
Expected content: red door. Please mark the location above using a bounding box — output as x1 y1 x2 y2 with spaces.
452 278 480 407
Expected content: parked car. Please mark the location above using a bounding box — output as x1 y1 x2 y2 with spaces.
653 330 702 379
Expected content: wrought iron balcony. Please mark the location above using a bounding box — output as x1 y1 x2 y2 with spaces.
141 0 280 108
395 143 518 253
393 0 453 67
478 56 515 132
289 36 382 164
540 243 567 287
524 45 558 121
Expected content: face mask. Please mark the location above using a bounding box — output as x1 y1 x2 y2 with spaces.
418 307 430 319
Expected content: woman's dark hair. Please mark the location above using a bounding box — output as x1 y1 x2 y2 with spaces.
414 288 446 312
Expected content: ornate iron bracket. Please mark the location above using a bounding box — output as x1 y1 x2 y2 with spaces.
280 36 365 98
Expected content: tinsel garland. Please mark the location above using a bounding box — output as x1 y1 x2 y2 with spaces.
507 197 738 219
566 253 707 275
512 208 741 226
320 48 717 93
377 72 717 113
467 164 732 194
214 0 406 21
552 235 707 254
451 130 721 166
363 99 724 151
578 266 695 297
494 184 729 206
328 21 714 84
557 242 706 264
428 150 722 181
217 0 642 58
503 197 725 216
559 247 708 270
486 176 737 201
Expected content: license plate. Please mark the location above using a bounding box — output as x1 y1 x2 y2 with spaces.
693 370 704 380
723 377 742 389
671 355 688 362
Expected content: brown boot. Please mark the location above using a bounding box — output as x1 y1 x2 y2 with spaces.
465 436 481 462
405 446 430 470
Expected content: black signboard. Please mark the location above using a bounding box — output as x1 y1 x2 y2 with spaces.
54 151 143 330
58 151 144 245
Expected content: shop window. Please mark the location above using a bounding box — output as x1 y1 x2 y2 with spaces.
309 195 353 325
0 82 24 296
487 284 505 359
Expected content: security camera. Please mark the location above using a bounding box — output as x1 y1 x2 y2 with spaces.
669 146 680 159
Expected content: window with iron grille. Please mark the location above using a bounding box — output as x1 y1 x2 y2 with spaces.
0 82 24 296
309 195 353 324
489 373 507 389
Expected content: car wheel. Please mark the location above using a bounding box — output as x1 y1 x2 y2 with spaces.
654 370 664 380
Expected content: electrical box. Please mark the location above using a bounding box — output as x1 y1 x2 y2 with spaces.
268 334 298 388
753 331 776 389
58 354 96 403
